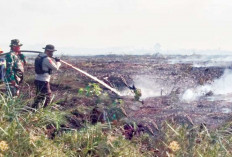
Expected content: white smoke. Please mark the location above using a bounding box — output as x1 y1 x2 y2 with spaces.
181 69 232 102
131 76 170 99
169 55 232 67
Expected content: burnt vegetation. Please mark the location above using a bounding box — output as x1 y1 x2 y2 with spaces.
0 55 232 156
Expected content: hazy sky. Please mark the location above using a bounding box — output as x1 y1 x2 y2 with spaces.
0 0 232 55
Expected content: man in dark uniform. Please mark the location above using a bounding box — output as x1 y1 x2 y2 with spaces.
32 44 61 108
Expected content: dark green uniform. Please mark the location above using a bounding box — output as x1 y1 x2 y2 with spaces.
5 52 26 96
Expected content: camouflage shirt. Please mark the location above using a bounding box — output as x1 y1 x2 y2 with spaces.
5 52 26 83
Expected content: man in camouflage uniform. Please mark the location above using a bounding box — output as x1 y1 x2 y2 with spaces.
5 39 26 97
32 44 61 109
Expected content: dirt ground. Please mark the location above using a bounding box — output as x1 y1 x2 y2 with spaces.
8 55 232 131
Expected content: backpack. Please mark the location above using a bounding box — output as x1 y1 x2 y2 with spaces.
34 56 51 74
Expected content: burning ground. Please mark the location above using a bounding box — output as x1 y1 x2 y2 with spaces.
24 54 232 130
56 55 229 126
1 54 232 156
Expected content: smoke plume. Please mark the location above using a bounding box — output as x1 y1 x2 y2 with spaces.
181 69 232 102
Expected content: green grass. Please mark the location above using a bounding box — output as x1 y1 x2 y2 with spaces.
0 87 232 157
0 93 145 156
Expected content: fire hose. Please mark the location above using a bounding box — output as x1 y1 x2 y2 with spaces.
0 50 122 96
58 59 122 96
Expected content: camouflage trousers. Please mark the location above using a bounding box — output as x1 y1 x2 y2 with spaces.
5 71 23 97
6 85 19 97
6 79 22 97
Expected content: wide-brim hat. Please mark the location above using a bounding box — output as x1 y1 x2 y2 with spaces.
10 39 23 47
43 44 57 51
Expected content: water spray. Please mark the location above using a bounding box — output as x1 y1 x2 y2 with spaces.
121 76 142 100
58 59 122 96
